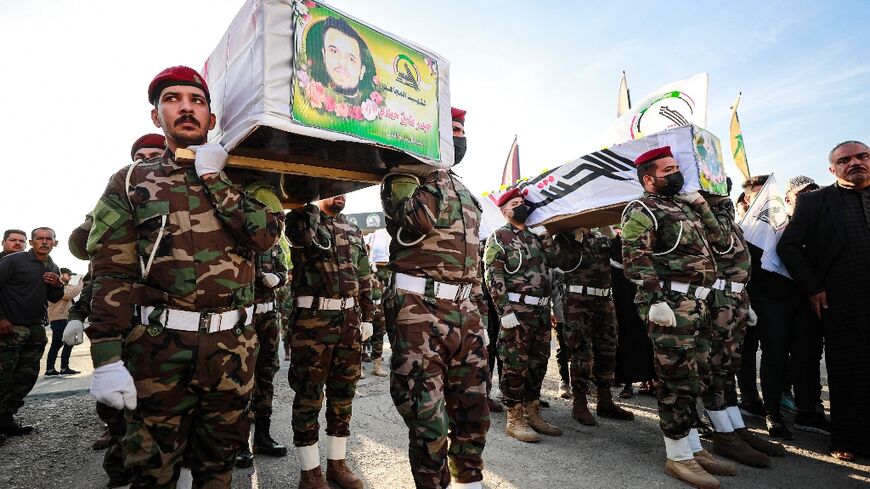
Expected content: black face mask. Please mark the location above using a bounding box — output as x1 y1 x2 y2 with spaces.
511 203 530 222
652 172 684 197
453 136 467 165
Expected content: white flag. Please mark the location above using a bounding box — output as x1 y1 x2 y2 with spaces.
601 73 709 147
739 174 792 278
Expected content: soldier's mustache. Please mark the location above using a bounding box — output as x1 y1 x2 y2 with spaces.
174 115 200 127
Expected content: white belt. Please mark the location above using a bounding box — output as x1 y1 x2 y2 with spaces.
295 296 356 310
395 272 473 302
712 279 746 293
507 292 550 306
254 301 275 314
140 305 254 333
373 299 382 305
567 285 612 297
660 281 712 300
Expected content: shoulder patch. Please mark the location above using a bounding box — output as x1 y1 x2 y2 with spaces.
250 186 284 213
621 210 653 242
87 198 124 254
483 236 504 265
387 174 421 203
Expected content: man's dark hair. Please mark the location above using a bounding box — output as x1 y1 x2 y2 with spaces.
741 174 769 190
828 140 868 163
636 162 656 184
59 267 72 275
305 16 376 100
3 229 26 241
737 192 747 205
30 227 56 239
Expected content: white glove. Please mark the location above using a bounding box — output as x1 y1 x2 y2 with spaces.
90 361 137 411
648 301 677 327
746 306 758 326
572 228 588 241
261 273 280 288
360 322 374 341
482 328 490 347
674 191 702 204
62 319 85 346
190 143 228 177
500 312 520 329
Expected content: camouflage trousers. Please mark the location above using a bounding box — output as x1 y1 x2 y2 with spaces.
563 294 618 395
370 305 387 360
0 324 47 416
388 291 490 489
639 292 710 439
702 290 744 412
123 322 258 489
725 291 750 407
288 308 361 447
97 401 131 483
497 303 551 407
252 308 281 417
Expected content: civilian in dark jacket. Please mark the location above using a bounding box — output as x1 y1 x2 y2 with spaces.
777 140 870 461
0 227 64 436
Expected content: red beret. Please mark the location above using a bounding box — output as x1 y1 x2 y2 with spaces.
148 66 210 106
130 134 166 160
496 188 522 207
634 146 673 167
451 107 466 124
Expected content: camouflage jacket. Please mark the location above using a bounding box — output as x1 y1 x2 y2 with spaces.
484 224 555 317
620 192 719 305
254 242 289 302
551 229 613 289
67 215 93 322
381 169 482 285
85 152 284 367
285 206 374 322
707 196 752 284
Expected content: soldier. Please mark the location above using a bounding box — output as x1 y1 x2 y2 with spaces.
621 146 740 489
381 107 489 489
285 193 373 489
85 66 284 488
368 261 390 377
703 186 785 460
277 281 294 361
236 240 291 467
553 226 635 426
484 187 561 443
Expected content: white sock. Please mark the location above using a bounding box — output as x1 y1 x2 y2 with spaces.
297 443 321 470
706 409 734 433
664 435 693 461
326 435 347 461
176 468 192 489
726 405 746 429
452 482 483 489
688 428 703 453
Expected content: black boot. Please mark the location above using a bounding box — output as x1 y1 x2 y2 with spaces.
253 416 288 457
235 444 254 468
0 414 33 436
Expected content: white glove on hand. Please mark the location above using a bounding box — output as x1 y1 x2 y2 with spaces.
500 312 520 329
190 143 228 177
91 361 137 411
572 228 589 242
648 302 677 327
261 273 280 288
747 306 758 326
674 191 702 204
360 322 374 341
62 319 85 346
483 328 490 347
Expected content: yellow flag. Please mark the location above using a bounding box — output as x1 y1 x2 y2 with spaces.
730 93 750 181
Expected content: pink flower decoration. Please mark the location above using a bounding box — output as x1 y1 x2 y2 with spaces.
372 75 380 86
369 91 383 105
350 105 364 120
305 81 326 109
361 100 379 121
304 0 315 7
324 96 336 112
335 102 350 118
522 188 529 196
296 69 310 88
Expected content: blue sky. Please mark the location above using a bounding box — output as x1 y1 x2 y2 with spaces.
0 0 867 270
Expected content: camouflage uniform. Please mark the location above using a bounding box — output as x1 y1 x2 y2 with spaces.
86 152 283 488
251 243 288 417
484 224 556 406
705 196 752 409
369 265 391 360
284 205 373 447
381 168 489 489
621 192 722 439
552 230 619 396
277 282 294 352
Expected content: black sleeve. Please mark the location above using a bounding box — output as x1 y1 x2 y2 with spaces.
777 193 823 296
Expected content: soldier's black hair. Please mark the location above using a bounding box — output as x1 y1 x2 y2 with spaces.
3 229 25 241
828 140 868 163
741 174 769 190
30 227 56 239
636 162 656 184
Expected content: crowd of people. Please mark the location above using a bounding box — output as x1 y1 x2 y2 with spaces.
0 62 867 489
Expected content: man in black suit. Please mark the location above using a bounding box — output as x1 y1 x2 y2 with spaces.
777 140 870 461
